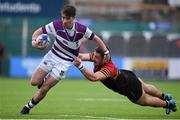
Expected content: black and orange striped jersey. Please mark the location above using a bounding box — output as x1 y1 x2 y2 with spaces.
93 60 118 80
88 52 118 80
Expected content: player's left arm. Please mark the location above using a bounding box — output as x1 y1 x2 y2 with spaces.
93 35 110 62
84 27 110 62
93 35 107 52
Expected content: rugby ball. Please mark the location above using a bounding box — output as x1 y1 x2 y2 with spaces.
36 34 50 46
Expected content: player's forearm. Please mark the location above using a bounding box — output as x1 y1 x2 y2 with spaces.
32 28 43 40
80 68 98 81
74 57 99 81
32 28 47 49
93 35 107 52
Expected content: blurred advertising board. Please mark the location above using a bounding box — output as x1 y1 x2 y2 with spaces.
10 56 41 77
121 58 180 80
10 56 180 80
130 58 168 80
168 59 180 79
0 0 63 18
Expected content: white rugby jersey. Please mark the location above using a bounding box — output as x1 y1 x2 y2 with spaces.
42 20 95 62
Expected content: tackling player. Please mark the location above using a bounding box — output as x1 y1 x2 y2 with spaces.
73 47 177 115
20 5 110 114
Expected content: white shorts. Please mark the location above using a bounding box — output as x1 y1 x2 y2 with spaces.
38 51 73 80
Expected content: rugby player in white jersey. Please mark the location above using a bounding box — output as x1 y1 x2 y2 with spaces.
20 5 110 114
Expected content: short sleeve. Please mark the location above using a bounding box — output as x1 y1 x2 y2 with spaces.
99 68 111 78
41 22 55 36
84 27 95 40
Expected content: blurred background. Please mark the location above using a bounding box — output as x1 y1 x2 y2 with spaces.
0 0 180 80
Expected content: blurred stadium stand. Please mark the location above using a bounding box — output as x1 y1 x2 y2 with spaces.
70 0 177 21
127 33 148 57
168 38 180 57
82 32 180 57
148 34 169 57
108 34 127 56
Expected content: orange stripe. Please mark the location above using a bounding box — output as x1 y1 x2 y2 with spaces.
100 68 111 77
100 69 109 77
104 69 111 75
102 68 111 75
100 71 108 77
102 70 110 76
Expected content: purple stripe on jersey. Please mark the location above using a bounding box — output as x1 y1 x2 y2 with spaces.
42 26 47 34
89 33 95 40
56 38 79 56
53 45 74 59
74 33 84 42
51 49 73 62
53 20 73 41
53 20 63 31
76 22 87 34
56 30 68 40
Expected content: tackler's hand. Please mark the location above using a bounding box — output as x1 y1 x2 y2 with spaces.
73 57 84 70
104 50 110 63
73 57 82 67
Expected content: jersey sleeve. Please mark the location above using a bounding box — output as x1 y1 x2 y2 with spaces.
41 22 55 36
99 67 112 78
98 61 118 78
84 27 95 40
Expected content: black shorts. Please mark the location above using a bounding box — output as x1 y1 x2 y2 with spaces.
101 69 143 102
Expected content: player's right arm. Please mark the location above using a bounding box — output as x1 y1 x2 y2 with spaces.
32 20 55 50
32 27 43 40
32 27 47 50
73 57 110 81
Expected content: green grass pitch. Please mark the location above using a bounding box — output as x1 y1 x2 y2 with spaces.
0 77 180 119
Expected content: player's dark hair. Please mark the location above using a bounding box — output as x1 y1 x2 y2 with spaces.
61 5 76 17
95 47 109 58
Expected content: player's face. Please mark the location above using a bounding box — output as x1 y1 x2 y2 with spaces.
94 52 104 66
62 14 75 29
